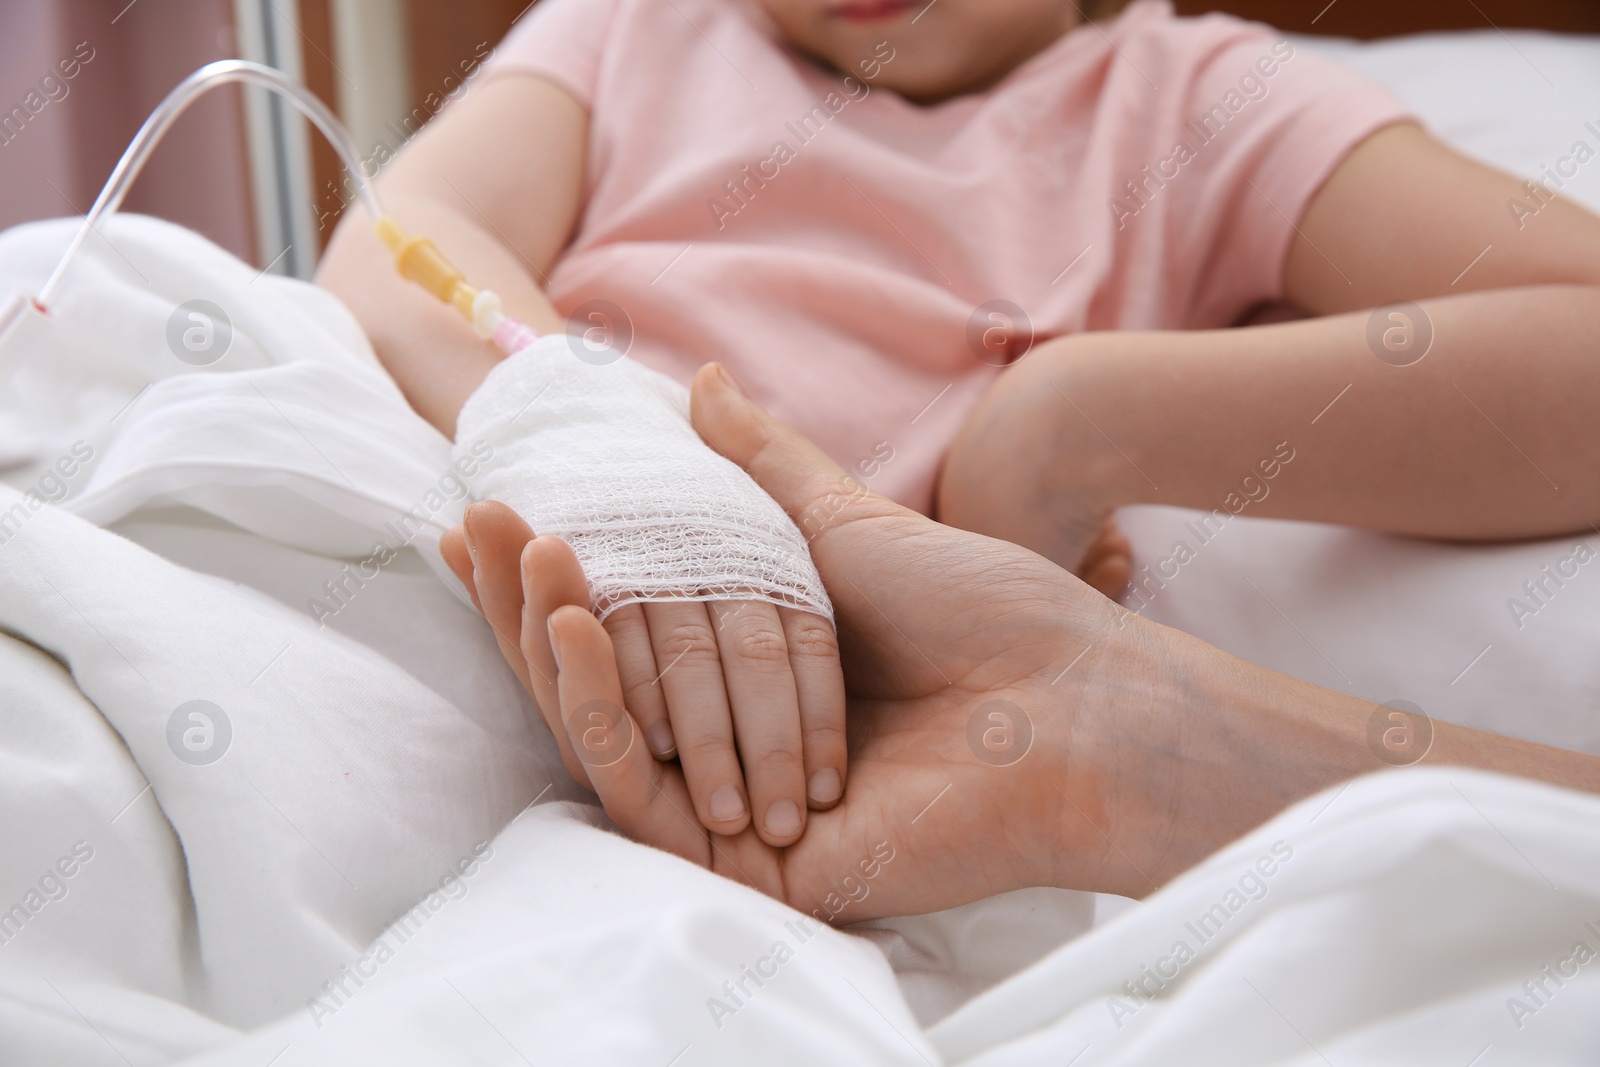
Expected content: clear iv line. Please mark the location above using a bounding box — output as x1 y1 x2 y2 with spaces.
16 59 537 356
35 59 382 310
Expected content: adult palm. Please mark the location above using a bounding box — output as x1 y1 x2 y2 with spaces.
442 364 1169 923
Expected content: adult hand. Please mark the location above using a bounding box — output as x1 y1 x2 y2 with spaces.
447 362 1214 922
451 361 1595 923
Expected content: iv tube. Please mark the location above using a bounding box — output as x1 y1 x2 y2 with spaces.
14 59 537 357
33 59 382 311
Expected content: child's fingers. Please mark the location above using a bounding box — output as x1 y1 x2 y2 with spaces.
600 603 675 759
1081 553 1132 600
517 535 597 791
708 600 808 848
778 607 848 810
1077 517 1133 600
547 604 711 868
641 600 751 837
1079 517 1131 568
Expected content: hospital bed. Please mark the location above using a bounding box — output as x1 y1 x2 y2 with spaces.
2 21 1600 1067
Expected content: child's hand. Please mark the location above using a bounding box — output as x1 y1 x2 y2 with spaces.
1075 517 1134 601
441 501 846 847
938 446 1133 600
936 343 1133 599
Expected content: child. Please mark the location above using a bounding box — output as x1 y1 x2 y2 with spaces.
318 0 1600 843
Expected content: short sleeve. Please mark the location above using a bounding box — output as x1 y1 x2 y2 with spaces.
482 0 621 108
1132 18 1415 326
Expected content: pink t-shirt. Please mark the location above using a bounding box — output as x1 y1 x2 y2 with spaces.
487 0 1411 512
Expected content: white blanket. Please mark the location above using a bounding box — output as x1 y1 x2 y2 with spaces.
1 27 1599 1067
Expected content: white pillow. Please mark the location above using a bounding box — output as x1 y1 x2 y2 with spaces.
1294 30 1600 213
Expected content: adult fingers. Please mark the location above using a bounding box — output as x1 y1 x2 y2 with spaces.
546 604 711 869
641 600 750 836
709 600 807 847
689 363 905 549
438 526 483 615
517 535 596 791
459 504 538 695
602 603 674 760
779 606 848 809
459 506 596 790
462 501 535 642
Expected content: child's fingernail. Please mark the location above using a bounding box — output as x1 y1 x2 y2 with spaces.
807 768 842 806
713 363 745 397
546 619 564 671
708 785 745 822
764 798 801 838
645 720 676 758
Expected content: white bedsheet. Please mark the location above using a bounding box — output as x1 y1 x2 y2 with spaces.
1 25 1598 1067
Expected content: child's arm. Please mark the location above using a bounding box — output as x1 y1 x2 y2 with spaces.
317 75 580 436
938 123 1600 568
318 75 846 847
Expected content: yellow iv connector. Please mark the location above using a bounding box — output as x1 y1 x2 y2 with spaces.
374 216 522 345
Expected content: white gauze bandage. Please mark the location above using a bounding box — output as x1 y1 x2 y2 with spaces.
452 335 831 622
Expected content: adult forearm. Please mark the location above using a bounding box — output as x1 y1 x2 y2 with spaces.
1043 284 1600 541
1098 619 1600 890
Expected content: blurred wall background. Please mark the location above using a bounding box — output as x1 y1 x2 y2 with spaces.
1175 0 1600 37
0 0 527 277
0 1 254 261
1 0 1595 278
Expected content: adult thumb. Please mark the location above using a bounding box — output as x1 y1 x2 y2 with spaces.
689 363 902 546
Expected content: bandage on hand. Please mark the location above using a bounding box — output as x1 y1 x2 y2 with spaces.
448 340 846 844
